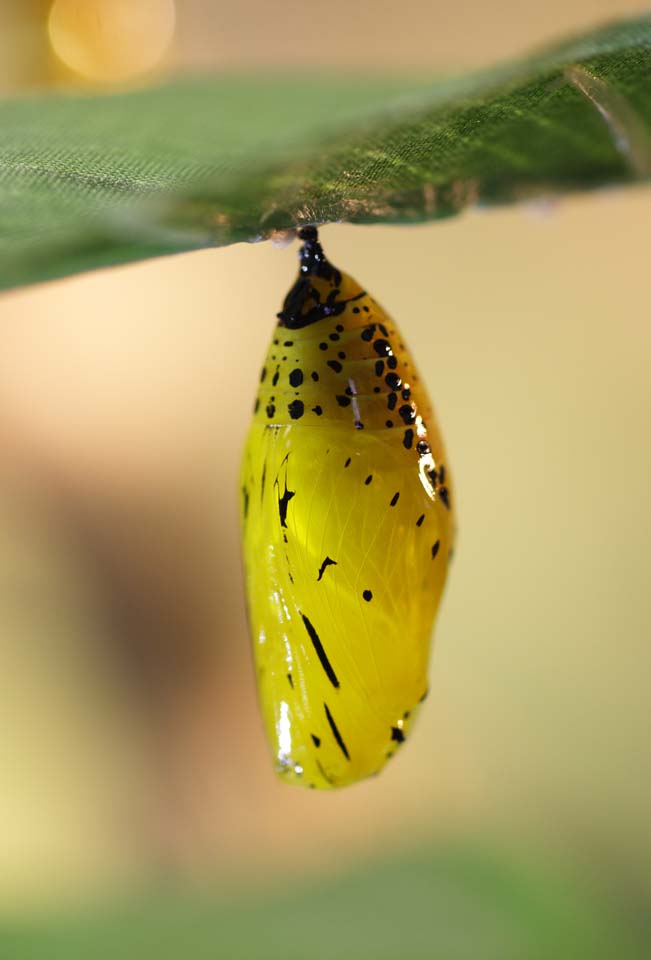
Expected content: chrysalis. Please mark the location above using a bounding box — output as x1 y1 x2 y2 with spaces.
240 228 454 789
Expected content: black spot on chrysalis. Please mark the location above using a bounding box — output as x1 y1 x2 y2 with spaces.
288 399 305 420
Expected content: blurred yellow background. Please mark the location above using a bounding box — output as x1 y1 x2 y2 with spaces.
0 0 649 933
1 0 648 87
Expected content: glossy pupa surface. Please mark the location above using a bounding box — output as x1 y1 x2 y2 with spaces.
240 228 454 789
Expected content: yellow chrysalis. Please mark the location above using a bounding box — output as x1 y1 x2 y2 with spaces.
240 228 454 789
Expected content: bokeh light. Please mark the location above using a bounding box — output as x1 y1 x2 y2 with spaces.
48 0 175 83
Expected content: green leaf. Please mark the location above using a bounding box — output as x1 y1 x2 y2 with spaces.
1 16 651 292
0 847 635 960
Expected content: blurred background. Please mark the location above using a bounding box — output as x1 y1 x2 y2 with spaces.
0 1 650 957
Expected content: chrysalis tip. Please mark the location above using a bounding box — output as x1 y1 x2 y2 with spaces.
277 226 343 328
297 226 331 278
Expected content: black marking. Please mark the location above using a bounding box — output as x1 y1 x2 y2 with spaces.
387 392 397 410
361 325 376 342
284 340 293 346
242 486 249 520
439 465 446 484
260 461 267 503
311 733 321 748
329 332 340 341
375 360 385 376
354 420 364 430
317 556 337 581
353 306 360 313
432 540 440 558
439 486 450 509
419 688 429 703
373 339 391 356
391 726 405 744
324 702 350 760
344 457 351 468
288 399 305 420
311 370 319 382
275 467 295 528
398 404 416 425
363 589 373 602
385 419 394 428
401 387 411 401
272 366 280 387
416 514 425 527
390 492 400 506
319 342 328 351
387 355 398 370
260 366 267 382
385 372 401 390
327 360 343 373
253 397 259 413
277 230 363 329
379 323 389 336
266 403 276 419
365 475 373 485
373 386 381 394
289 368 303 387
338 351 346 359
312 404 323 416
287 673 294 689
336 394 351 407
336 324 344 332
302 614 339 688
417 441 430 455
345 385 354 396
403 428 414 449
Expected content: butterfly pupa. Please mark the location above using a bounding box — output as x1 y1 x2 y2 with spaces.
240 227 454 790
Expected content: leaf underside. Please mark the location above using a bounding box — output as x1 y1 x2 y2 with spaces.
1 16 650 292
